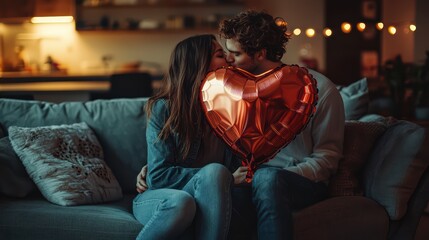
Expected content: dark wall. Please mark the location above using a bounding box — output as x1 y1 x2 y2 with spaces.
325 0 381 85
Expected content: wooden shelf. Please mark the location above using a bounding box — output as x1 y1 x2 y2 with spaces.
75 27 218 33
77 2 243 9
75 1 244 33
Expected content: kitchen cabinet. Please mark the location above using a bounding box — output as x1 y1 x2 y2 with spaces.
75 0 245 32
0 0 35 20
0 0 73 22
34 0 74 17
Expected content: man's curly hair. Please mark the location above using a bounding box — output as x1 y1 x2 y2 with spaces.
219 10 291 61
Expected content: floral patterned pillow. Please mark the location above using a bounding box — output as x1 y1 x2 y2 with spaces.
8 122 122 206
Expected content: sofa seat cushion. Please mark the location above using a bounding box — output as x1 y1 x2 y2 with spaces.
294 196 389 240
0 194 141 240
0 98 148 194
415 213 429 240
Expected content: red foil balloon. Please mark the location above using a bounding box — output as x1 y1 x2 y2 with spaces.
200 65 318 181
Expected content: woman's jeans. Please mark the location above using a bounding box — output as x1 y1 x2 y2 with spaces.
133 189 196 240
183 163 233 240
133 163 232 240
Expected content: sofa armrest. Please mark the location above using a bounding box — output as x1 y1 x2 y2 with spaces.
389 164 429 240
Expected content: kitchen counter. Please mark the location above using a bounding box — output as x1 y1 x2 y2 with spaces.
0 71 110 83
0 71 162 102
0 71 111 102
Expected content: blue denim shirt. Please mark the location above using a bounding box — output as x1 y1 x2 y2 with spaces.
146 99 239 190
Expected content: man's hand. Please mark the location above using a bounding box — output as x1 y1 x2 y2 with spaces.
136 165 148 193
232 166 248 185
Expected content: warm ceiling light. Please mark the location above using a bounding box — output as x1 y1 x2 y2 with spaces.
341 22 352 33
293 28 302 36
323 28 332 37
357 22 366 32
409 24 416 32
388 26 397 35
305 28 315 37
31 16 74 24
275 18 287 28
376 22 384 30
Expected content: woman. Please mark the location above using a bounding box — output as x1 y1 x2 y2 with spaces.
133 34 248 240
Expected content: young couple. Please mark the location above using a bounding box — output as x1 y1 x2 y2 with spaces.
133 10 345 240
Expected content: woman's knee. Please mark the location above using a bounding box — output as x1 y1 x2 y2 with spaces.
191 163 232 193
165 191 196 221
199 163 232 181
134 190 196 239
133 189 196 227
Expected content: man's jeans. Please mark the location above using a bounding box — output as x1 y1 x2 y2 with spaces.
228 166 328 239
252 167 328 240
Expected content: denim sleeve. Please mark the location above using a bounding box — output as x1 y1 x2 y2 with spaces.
146 99 199 190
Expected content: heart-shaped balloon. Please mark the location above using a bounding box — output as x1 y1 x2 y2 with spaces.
200 65 318 180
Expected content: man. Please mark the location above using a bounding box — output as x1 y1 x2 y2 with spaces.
219 10 345 239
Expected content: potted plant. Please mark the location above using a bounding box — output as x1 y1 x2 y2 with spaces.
412 51 429 120
383 55 409 118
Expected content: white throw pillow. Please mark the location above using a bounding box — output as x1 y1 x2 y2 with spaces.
8 122 123 206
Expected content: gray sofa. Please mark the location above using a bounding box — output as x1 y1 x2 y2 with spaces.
0 98 428 240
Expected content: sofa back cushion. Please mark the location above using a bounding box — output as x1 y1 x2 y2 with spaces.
362 118 428 220
337 78 369 120
0 136 38 197
329 120 386 197
0 98 148 194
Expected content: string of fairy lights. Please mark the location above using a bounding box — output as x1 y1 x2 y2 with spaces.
288 21 417 38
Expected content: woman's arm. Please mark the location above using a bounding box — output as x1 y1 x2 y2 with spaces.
146 99 199 189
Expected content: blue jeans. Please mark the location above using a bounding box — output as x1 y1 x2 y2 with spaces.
183 163 233 240
133 189 196 240
228 185 257 239
252 167 328 240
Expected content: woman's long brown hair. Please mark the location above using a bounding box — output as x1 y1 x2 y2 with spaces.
146 34 216 160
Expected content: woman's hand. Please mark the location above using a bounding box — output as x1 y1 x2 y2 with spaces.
136 165 148 193
232 166 248 185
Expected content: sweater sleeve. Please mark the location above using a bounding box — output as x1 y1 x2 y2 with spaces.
146 99 199 190
284 84 345 183
266 70 345 183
